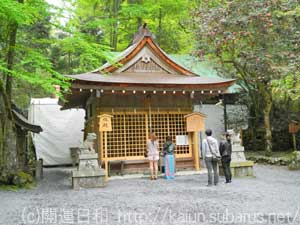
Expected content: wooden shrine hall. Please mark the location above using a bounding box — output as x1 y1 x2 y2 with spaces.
61 25 235 174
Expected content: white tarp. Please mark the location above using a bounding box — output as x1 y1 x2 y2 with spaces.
29 98 85 166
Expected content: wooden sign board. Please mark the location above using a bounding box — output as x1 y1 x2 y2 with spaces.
184 112 207 132
289 121 300 134
98 114 113 132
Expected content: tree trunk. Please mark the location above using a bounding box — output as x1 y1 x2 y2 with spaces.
137 17 142 29
0 1 23 181
16 128 27 170
111 0 120 51
0 79 14 170
0 99 6 166
262 88 273 155
5 22 18 101
157 8 162 43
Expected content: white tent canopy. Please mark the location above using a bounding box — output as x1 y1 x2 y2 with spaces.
29 98 85 166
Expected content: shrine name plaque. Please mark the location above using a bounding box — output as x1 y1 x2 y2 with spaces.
98 114 113 132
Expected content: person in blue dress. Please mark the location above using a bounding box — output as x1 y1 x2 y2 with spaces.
163 136 176 179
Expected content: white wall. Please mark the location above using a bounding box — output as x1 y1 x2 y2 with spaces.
29 98 85 166
194 104 248 158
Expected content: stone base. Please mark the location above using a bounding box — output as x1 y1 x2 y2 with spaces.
72 169 106 190
220 161 254 177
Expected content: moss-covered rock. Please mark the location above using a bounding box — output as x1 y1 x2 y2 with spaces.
0 170 15 185
245 151 293 166
0 170 35 189
12 171 33 187
288 151 300 170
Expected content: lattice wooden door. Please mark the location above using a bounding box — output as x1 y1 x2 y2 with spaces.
100 111 192 160
151 112 191 158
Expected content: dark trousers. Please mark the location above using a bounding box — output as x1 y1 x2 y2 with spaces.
205 157 219 185
221 156 232 182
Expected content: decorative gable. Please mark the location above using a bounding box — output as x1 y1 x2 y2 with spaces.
124 57 169 73
114 44 177 74
99 24 197 76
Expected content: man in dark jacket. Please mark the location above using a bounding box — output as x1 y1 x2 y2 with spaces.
219 132 232 183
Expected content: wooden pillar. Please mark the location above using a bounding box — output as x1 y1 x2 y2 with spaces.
293 133 297 151
223 94 228 132
99 131 103 162
188 133 193 157
104 131 109 181
98 114 113 182
193 131 200 171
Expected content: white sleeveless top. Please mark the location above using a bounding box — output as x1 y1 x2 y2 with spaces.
147 140 159 156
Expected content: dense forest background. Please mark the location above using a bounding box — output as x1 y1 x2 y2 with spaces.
0 0 300 184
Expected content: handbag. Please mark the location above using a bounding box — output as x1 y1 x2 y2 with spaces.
207 138 221 161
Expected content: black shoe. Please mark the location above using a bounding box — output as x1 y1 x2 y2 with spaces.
225 181 230 184
206 184 213 187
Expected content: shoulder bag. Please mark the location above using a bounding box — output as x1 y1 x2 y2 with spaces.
207 139 221 161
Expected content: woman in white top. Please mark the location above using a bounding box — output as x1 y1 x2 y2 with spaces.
147 133 159 180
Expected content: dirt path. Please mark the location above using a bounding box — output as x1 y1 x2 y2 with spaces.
0 165 299 225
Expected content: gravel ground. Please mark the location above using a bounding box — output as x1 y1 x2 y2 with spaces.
0 165 300 225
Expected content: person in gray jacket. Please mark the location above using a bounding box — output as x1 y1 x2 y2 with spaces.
202 129 220 186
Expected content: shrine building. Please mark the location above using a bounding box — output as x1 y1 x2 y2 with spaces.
61 25 236 174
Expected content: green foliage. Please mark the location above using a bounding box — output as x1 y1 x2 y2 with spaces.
272 72 300 101
0 171 35 190
50 33 112 74
271 2 300 102
0 0 39 25
0 49 70 95
0 185 19 191
194 0 299 85
0 0 71 103
13 171 34 186
288 151 300 170
193 0 300 152
68 0 196 53
0 0 112 183
245 151 294 165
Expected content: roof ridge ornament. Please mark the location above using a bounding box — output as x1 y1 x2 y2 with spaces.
131 23 156 45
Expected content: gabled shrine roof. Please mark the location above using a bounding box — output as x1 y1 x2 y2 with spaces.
65 24 236 91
